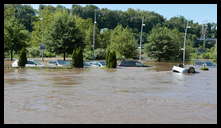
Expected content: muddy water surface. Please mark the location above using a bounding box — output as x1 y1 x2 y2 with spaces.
4 64 217 124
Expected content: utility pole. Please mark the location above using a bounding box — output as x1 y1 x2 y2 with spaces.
93 9 97 60
139 17 145 61
183 22 191 65
202 24 208 49
39 17 44 61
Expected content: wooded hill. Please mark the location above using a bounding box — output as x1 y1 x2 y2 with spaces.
4 4 217 61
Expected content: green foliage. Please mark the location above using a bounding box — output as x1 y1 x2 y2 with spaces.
72 47 84 68
83 47 94 60
144 27 182 61
106 49 117 68
44 51 56 57
200 66 209 71
192 46 217 60
72 5 165 33
165 16 187 32
5 4 37 32
4 4 217 62
31 6 56 47
4 15 30 60
28 47 40 57
99 28 111 48
47 11 84 60
109 25 137 59
83 48 105 60
74 16 95 48
18 48 27 67
94 48 106 60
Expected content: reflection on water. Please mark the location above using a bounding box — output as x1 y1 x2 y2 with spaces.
4 62 217 124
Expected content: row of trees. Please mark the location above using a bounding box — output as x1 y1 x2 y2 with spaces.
4 4 217 62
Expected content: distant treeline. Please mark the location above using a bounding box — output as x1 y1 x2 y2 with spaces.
4 4 217 61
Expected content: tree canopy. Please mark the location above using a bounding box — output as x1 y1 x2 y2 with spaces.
4 4 217 62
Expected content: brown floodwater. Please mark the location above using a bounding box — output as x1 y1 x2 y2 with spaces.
4 62 217 124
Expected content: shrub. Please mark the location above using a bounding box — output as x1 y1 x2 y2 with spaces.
28 47 40 57
106 49 117 68
72 47 83 68
83 48 94 60
202 52 211 59
44 51 56 57
200 66 209 70
94 48 106 60
18 48 27 67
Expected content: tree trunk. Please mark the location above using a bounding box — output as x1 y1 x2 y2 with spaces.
10 50 13 61
63 52 66 61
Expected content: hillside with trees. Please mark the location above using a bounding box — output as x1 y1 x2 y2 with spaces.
4 4 217 62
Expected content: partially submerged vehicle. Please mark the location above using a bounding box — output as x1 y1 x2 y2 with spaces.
12 59 45 68
47 60 71 67
172 22 195 73
118 60 148 67
83 62 93 68
84 61 106 68
172 64 195 73
194 60 216 67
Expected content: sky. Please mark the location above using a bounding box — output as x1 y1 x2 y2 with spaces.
29 4 217 24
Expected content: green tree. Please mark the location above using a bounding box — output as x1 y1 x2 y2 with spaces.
99 28 111 48
72 47 84 68
4 4 37 32
47 11 84 60
144 27 182 61
106 48 117 68
31 6 56 48
109 25 137 59
18 48 27 67
4 17 30 60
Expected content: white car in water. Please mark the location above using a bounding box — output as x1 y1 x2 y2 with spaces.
47 60 71 67
12 59 45 68
87 61 106 67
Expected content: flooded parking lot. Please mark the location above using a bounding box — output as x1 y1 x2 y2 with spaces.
4 62 217 124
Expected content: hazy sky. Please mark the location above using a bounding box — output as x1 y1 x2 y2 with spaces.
29 4 217 24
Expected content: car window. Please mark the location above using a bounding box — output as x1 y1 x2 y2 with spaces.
128 61 136 65
65 61 71 65
84 62 91 66
33 60 42 65
195 61 203 65
100 61 106 65
27 61 35 65
205 61 215 66
136 62 143 66
57 60 66 65
121 61 135 66
49 61 57 64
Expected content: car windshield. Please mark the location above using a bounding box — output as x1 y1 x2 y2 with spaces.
48 61 57 64
99 61 106 65
195 61 204 65
32 60 42 65
205 61 215 66
136 62 143 66
27 61 36 65
122 61 136 65
195 61 215 66
84 62 91 66
57 60 70 65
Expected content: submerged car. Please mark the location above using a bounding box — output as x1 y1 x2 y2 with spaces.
84 61 106 68
12 59 45 68
90 61 106 67
47 60 71 67
83 62 93 68
194 61 216 67
119 60 148 67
